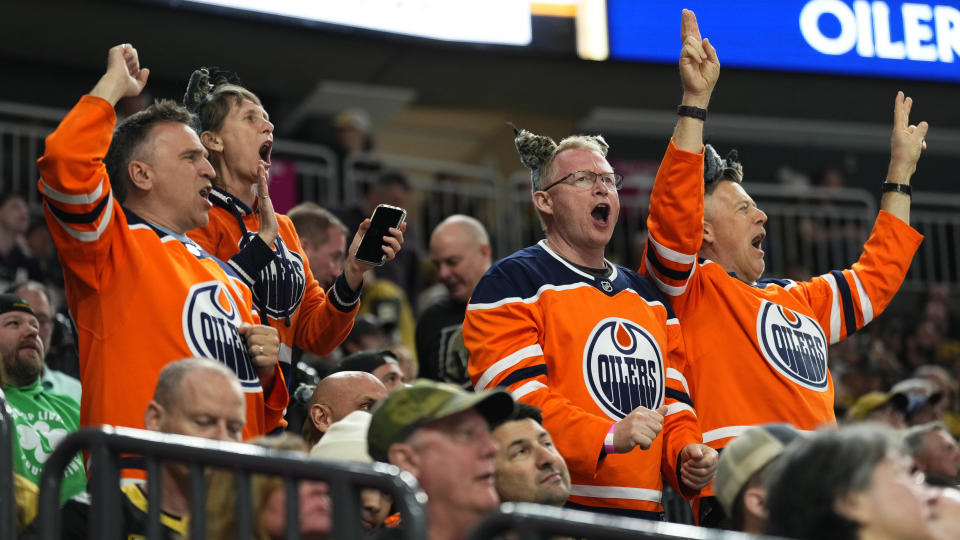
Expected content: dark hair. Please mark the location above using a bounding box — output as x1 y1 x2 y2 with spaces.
104 99 195 203
183 67 262 187
376 170 411 191
490 402 543 430
704 144 744 196
765 424 898 540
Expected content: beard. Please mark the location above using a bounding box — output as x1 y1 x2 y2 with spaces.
2 349 43 387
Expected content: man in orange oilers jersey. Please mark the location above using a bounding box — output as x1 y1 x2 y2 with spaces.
641 12 928 525
36 44 287 441
464 14 719 520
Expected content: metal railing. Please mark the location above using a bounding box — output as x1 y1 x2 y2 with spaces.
0 389 16 540
467 502 769 540
37 426 427 540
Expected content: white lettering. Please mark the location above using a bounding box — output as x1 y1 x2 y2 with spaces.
801 0 858 55
873 2 907 58
855 1 876 55
935 5 960 62
903 3 938 60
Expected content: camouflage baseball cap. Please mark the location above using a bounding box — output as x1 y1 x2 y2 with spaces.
367 379 514 462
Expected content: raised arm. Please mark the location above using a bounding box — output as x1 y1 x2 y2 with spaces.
882 91 928 225
673 9 719 152
90 44 150 106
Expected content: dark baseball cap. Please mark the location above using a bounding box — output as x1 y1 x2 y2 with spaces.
0 294 34 316
367 379 514 462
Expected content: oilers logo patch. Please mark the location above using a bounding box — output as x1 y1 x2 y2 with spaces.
182 281 260 390
756 300 829 392
240 233 306 320
583 317 664 420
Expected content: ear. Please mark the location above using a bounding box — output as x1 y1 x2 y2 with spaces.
201 130 224 153
479 243 491 260
834 491 871 523
128 160 153 192
702 218 715 245
309 403 334 435
143 401 164 431
532 191 554 217
387 443 421 476
742 486 768 520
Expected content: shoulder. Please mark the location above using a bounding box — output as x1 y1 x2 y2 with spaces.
471 245 556 305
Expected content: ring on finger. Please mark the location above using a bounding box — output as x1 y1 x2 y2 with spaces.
258 345 264 355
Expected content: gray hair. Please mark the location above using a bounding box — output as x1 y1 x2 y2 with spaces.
153 358 240 407
513 126 609 194
904 421 950 456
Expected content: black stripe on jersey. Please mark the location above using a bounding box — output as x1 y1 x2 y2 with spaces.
756 277 792 289
665 387 694 408
645 239 691 281
45 193 109 224
831 270 857 337
499 364 548 388
564 500 663 521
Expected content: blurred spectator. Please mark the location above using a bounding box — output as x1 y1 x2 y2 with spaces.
336 349 407 393
311 410 394 534
24 218 63 287
287 202 349 290
714 424 802 534
765 424 935 540
416 215 491 387
367 379 514 540
6 280 80 402
340 315 390 357
389 344 418 383
846 391 909 429
489 403 570 506
334 170 422 307
207 433 331 540
0 293 85 503
929 487 960 540
0 193 43 289
358 276 417 364
892 378 944 426
61 358 246 538
302 371 388 447
905 422 960 487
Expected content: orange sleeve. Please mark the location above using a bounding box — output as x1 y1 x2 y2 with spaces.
658 320 703 499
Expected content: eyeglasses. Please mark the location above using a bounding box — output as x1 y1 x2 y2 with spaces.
541 170 623 192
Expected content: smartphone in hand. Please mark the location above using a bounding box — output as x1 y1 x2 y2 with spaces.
354 204 407 266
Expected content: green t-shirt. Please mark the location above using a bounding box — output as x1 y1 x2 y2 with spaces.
4 379 86 503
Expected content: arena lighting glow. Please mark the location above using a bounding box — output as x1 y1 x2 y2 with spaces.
606 0 960 82
184 0 533 45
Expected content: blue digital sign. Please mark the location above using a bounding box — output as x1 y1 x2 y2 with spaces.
607 0 960 82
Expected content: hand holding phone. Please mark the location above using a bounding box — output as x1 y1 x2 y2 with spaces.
354 204 407 266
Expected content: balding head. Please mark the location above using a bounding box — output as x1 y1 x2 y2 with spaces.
303 371 388 446
430 215 492 303
144 358 246 442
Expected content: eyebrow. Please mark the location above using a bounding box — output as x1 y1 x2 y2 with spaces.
181 148 209 159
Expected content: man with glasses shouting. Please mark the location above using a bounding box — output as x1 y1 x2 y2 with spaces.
463 17 718 514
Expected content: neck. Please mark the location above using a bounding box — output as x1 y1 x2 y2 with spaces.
544 236 605 269
427 503 482 540
124 200 186 235
156 465 191 517
216 166 257 208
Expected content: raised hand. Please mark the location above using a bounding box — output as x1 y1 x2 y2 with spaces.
679 443 719 490
255 163 279 246
238 323 280 374
678 9 720 107
612 405 668 453
342 220 406 291
90 44 150 106
888 91 929 184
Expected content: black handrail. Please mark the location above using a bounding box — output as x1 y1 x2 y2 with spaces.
0 389 16 540
37 426 428 540
468 502 775 540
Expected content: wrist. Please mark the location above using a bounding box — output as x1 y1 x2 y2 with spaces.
681 92 711 109
90 74 126 106
604 424 616 454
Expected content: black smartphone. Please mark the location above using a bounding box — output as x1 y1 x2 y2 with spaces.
354 204 407 266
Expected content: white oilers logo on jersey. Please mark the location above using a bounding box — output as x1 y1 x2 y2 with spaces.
583 317 664 420
756 300 829 392
182 281 260 390
239 232 306 320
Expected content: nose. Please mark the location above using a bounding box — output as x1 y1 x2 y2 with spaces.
755 207 768 225
200 157 216 179
263 117 274 134
478 430 499 458
534 443 558 470
213 422 234 442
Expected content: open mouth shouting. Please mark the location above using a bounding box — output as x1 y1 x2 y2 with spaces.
591 203 611 226
199 184 213 209
259 140 273 168
751 231 766 254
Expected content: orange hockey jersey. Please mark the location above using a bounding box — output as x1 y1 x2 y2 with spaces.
641 140 923 496
187 189 359 383
37 95 287 440
464 241 703 519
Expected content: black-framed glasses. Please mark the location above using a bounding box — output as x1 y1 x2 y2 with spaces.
541 170 623 192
